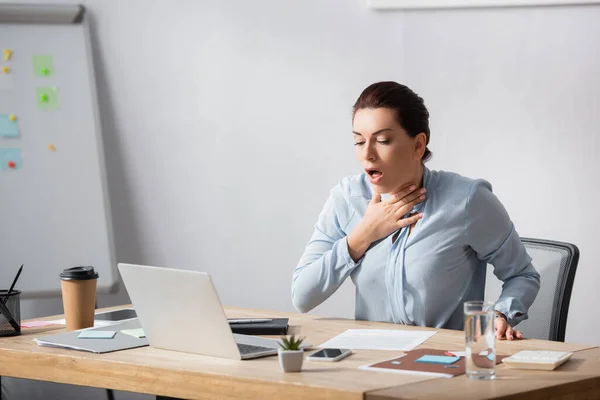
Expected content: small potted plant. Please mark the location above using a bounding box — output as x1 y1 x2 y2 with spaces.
278 335 305 372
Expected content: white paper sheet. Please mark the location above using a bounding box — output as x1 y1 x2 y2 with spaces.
318 329 437 351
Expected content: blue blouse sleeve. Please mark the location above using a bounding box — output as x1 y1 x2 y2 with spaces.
465 180 541 327
291 184 361 313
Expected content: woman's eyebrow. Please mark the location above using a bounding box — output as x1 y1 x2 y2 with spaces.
352 128 394 136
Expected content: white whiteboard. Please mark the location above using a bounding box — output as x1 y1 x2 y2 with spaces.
369 0 600 9
0 4 116 297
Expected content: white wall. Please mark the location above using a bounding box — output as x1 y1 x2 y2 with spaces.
4 0 599 398
5 0 403 398
14 0 407 320
88 0 405 319
399 4 600 346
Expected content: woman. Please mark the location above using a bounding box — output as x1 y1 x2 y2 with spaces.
292 82 540 340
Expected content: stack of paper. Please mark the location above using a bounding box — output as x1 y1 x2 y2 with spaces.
318 329 437 351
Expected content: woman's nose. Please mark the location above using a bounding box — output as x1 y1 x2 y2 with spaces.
364 144 376 162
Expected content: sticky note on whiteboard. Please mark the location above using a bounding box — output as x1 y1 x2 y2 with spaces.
33 55 54 77
0 148 22 171
0 114 19 137
37 87 59 110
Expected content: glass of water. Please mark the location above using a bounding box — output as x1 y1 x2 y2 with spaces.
464 300 496 380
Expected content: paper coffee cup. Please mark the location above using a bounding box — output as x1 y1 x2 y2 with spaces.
60 266 98 331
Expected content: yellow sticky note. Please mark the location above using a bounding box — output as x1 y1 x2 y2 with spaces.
1 66 8 74
3 49 12 61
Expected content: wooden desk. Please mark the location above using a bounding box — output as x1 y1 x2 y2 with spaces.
0 306 597 400
367 348 600 400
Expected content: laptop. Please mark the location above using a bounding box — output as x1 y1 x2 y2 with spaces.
118 263 285 360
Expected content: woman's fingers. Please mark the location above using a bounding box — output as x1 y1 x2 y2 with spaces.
515 330 524 340
386 185 421 204
395 195 426 217
395 188 427 207
396 213 423 228
505 325 514 341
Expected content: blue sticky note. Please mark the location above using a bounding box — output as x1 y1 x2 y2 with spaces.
0 114 19 137
78 330 116 339
415 355 460 365
0 148 22 171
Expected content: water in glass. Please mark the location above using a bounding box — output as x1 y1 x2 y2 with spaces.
464 301 496 380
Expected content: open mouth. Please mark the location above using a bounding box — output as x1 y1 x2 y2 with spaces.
365 168 383 178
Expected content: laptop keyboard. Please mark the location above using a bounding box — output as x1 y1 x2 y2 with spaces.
237 343 274 355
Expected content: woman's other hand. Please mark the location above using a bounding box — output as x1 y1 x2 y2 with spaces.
495 312 523 340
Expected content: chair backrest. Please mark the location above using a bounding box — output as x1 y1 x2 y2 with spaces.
484 238 579 342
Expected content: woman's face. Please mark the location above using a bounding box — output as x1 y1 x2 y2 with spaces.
352 107 425 193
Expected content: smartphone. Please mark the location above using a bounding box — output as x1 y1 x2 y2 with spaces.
307 348 352 362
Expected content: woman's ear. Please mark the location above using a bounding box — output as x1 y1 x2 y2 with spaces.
414 132 427 160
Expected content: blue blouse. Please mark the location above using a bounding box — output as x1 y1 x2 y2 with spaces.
292 167 540 330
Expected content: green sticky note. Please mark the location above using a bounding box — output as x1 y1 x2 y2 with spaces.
0 148 22 171
37 87 59 110
78 330 116 339
0 114 19 137
121 328 145 338
33 55 54 77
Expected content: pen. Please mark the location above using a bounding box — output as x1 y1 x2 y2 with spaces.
3 264 23 306
228 318 273 324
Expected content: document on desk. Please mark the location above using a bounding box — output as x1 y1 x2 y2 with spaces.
318 329 437 351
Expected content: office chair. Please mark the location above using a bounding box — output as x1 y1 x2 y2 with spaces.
484 237 579 342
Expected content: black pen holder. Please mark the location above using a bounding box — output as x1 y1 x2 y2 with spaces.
0 289 21 337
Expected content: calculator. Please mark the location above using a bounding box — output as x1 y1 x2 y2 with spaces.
502 350 573 371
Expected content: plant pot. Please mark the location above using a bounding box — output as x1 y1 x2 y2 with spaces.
278 348 304 372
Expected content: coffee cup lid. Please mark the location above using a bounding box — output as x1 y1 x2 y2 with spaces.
60 266 99 281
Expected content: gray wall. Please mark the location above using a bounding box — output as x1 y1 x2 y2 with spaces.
3 0 599 399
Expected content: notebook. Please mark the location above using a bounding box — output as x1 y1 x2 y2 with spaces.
229 318 289 335
360 348 507 378
34 319 149 354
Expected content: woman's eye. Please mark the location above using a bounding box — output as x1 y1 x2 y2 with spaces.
354 142 365 146
377 140 390 145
